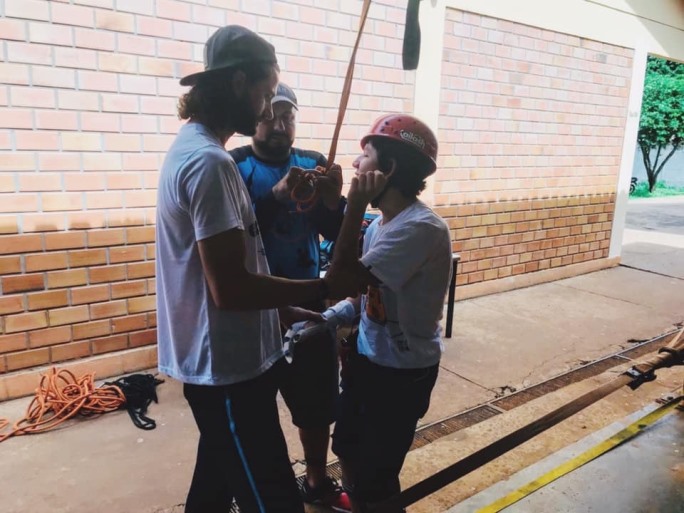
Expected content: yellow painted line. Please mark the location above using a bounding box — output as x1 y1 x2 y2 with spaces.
476 397 683 513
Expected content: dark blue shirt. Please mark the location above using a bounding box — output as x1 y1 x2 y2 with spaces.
230 146 346 280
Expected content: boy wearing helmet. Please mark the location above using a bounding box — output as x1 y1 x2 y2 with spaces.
322 114 452 511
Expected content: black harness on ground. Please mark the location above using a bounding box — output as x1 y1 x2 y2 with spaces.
105 374 165 430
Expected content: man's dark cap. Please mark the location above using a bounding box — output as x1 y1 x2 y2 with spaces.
180 25 277 86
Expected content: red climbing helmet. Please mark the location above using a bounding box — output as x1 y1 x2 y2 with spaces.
360 114 438 173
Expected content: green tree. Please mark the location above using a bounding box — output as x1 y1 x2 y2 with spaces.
637 56 684 192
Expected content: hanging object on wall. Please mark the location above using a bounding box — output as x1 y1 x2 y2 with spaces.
402 0 422 70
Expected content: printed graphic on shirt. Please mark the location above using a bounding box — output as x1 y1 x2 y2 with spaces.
365 285 386 325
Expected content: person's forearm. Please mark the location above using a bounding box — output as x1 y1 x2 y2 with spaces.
333 202 365 266
217 272 323 311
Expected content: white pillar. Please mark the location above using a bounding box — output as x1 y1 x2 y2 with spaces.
413 0 447 204
609 43 648 258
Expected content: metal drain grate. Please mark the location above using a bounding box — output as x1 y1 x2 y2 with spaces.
228 329 679 512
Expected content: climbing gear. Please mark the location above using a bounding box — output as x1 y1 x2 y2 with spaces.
291 0 372 213
0 368 164 442
104 373 164 430
283 322 332 364
360 113 438 173
371 327 684 512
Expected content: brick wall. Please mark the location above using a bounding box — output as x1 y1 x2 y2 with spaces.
0 0 413 384
436 9 632 286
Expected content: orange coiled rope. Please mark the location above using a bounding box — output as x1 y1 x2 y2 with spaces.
0 368 125 443
291 0 372 213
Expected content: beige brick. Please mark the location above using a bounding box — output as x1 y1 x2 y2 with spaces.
67 248 107 268
47 269 87 289
73 320 111 341
0 295 24 315
48 306 89 327
111 280 147 299
127 295 155 313
71 285 110 305
87 228 125 247
44 232 86 250
25 252 68 272
109 245 145 263
112 313 147 334
6 347 49 371
90 300 127 320
126 261 155 279
89 264 126 284
51 340 91 363
5 311 48 333
27 290 69 311
29 326 72 348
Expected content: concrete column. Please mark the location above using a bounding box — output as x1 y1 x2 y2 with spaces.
412 0 447 204
609 43 648 258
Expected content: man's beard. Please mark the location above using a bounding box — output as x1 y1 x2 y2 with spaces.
253 133 293 160
212 92 259 137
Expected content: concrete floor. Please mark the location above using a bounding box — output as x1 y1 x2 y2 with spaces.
0 198 683 513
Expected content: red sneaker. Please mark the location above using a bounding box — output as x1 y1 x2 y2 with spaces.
300 476 352 513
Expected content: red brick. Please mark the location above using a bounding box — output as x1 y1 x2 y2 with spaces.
6 347 49 371
48 306 89 326
127 295 155 313
73 319 110 340
92 334 128 354
0 333 28 354
129 328 156 347
0 234 42 255
87 228 125 247
44 232 86 251
5 311 48 333
147 311 156 328
71 284 110 305
5 0 49 21
126 261 155 279
51 340 91 363
90 299 127 320
0 295 24 315
111 313 147 333
25 252 68 272
46 269 87 288
111 280 147 299
126 226 155 244
2 273 44 294
29 326 72 348
0 256 22 275
27 290 69 311
10 86 56 108
89 264 126 284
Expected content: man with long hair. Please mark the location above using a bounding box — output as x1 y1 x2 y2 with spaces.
156 26 359 513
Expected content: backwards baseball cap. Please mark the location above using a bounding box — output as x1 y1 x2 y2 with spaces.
180 25 277 86
272 83 298 110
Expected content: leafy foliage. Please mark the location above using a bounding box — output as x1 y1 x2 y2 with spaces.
637 56 684 191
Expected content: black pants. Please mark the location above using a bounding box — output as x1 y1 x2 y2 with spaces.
183 359 304 513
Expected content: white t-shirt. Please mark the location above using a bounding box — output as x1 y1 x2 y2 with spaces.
358 200 451 369
156 122 282 386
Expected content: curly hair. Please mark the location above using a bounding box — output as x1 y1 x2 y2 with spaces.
370 137 433 198
177 61 278 134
